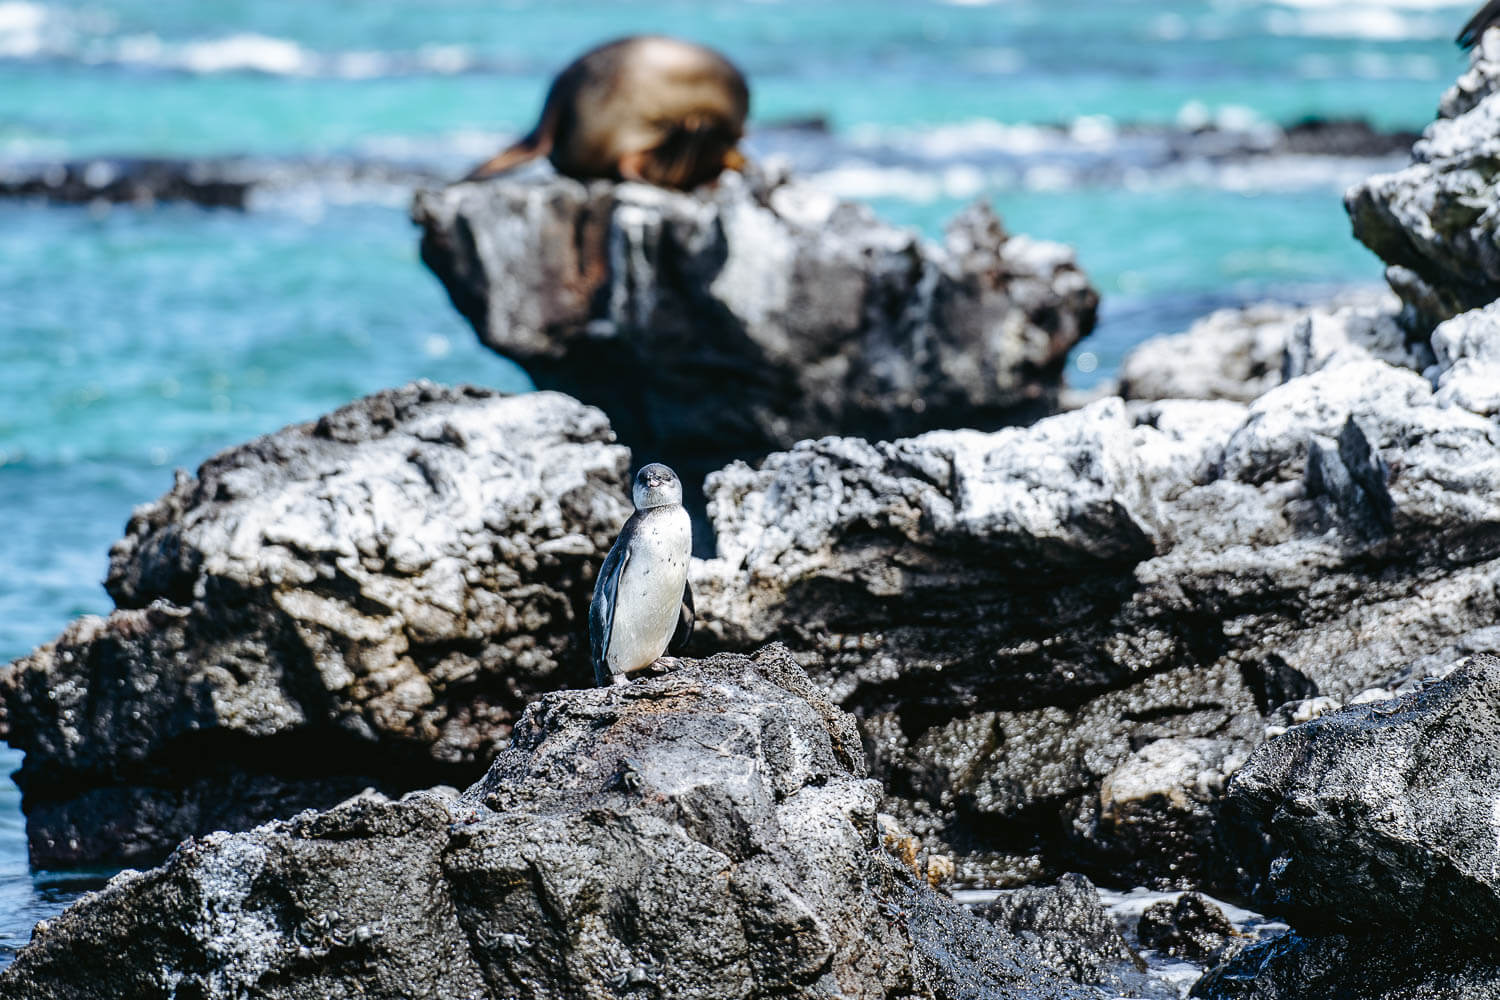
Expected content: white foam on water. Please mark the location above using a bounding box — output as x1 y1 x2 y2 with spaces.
798 146 1398 201
1265 6 1449 39
0 1 44 32
1269 0 1468 9
125 32 309 74
0 1 50 57
849 118 1083 159
0 12 483 79
356 128 516 162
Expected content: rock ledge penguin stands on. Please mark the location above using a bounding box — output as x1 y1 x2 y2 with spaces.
589 463 694 686
464 35 749 190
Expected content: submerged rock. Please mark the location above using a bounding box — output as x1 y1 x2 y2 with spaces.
413 170 1098 488
978 874 1169 998
1346 30 1500 331
1138 893 1238 965
0 156 442 209
0 648 1103 1000
0 382 631 866
1197 654 1500 997
691 350 1500 887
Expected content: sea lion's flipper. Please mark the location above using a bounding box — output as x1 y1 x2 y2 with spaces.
464 130 552 182
670 578 694 654
464 79 566 182
1459 0 1500 48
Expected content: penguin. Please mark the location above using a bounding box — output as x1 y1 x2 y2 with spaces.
589 463 694 687
1459 0 1500 48
464 36 749 190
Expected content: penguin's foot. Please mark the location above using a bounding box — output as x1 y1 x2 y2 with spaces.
610 673 632 687
648 656 686 674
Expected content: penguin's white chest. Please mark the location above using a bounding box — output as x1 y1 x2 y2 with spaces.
606 505 691 677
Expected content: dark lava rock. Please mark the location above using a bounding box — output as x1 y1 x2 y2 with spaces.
1139 893 1237 964
1276 118 1420 158
1346 32 1500 331
412 170 1098 491
0 382 631 867
1226 653 1500 934
0 647 1105 1000
978 874 1171 998
0 158 251 207
1193 929 1500 1000
691 354 1500 888
1194 653 1500 998
0 157 441 209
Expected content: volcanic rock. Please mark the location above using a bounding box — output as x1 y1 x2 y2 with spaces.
1225 653 1500 933
1138 892 1238 964
1196 654 1500 997
978 874 1168 997
691 352 1500 887
1193 929 1500 1000
1116 289 1427 404
0 382 631 866
1428 298 1500 417
413 169 1098 491
0 156 442 209
1346 30 1500 331
0 648 1104 1000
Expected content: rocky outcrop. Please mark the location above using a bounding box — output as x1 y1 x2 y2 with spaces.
691 338 1500 887
1226 653 1500 933
413 170 1098 489
0 648 1105 1000
1195 654 1500 998
1115 289 1423 404
1429 298 1500 417
1346 29 1500 331
0 382 631 867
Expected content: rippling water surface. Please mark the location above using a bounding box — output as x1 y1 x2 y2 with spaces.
0 0 1478 967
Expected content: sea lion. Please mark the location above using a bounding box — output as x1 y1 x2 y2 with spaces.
1459 0 1500 48
465 36 749 190
589 463 694 687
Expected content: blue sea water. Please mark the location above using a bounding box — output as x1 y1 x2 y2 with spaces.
0 0 1479 966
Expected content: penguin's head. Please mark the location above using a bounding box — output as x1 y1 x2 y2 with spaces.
633 463 682 509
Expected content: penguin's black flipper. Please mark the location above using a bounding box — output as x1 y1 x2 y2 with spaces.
1459 0 1500 49
589 541 630 687
670 578 695 654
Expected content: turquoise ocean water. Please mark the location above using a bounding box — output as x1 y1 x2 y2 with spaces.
0 0 1479 963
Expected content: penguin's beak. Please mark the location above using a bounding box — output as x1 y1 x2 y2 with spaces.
722 148 747 172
